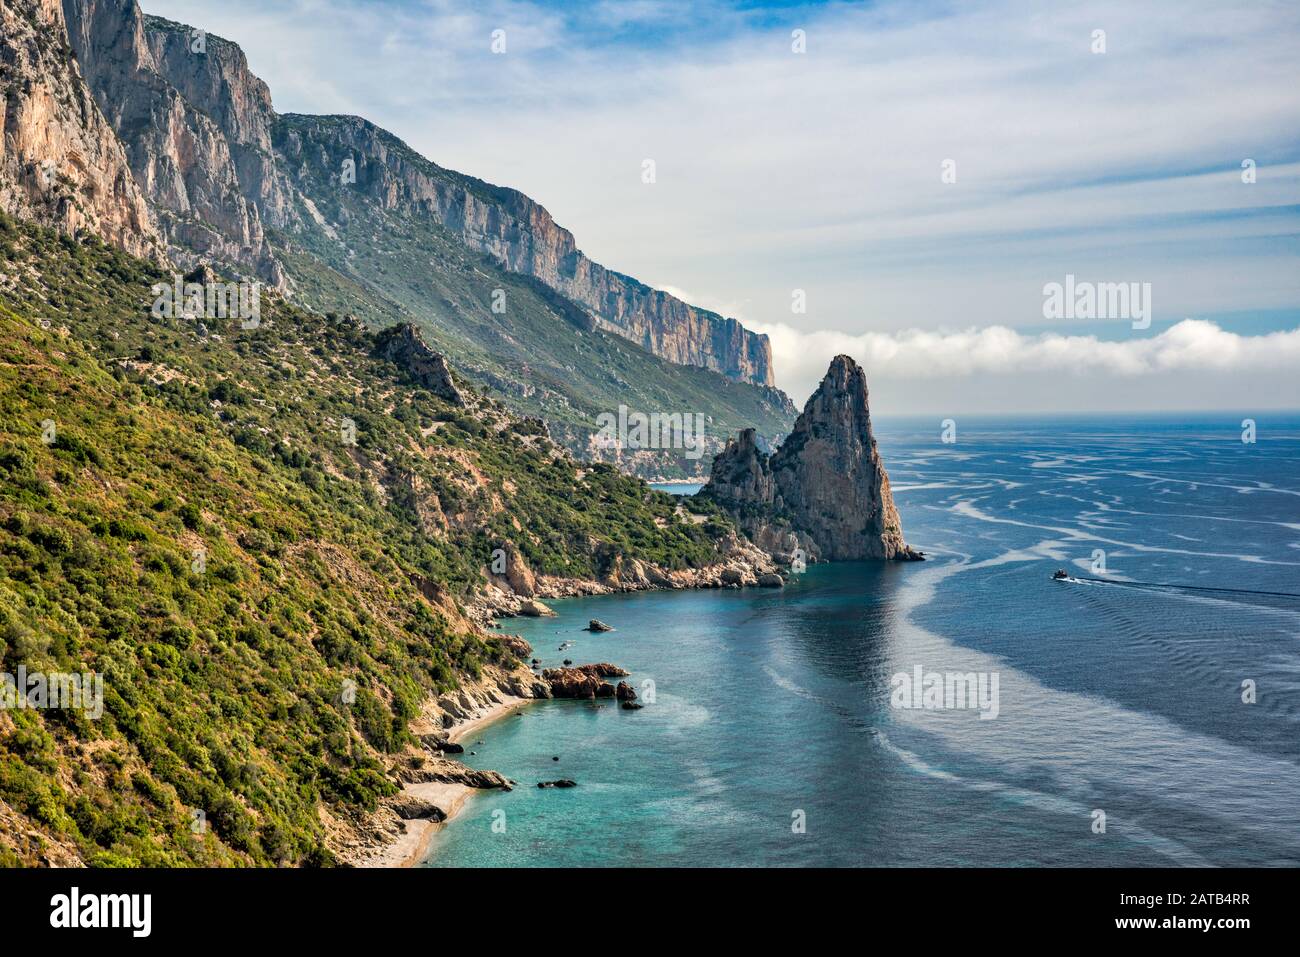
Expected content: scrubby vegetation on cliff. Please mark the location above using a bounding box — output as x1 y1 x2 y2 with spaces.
0 212 732 866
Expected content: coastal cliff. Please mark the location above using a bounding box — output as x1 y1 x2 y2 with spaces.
61 0 285 286
0 0 160 258
703 355 922 562
57 0 774 386
271 114 776 386
43 0 795 473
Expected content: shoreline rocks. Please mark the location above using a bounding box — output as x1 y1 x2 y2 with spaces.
543 666 616 699
517 598 557 617
577 663 629 678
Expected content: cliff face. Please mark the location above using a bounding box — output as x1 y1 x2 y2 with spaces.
61 0 286 287
0 0 159 258
269 114 775 385
41 0 794 471
704 355 921 562
58 0 774 384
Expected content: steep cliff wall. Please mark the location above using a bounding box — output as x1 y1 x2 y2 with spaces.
61 0 285 286
0 0 159 258
269 113 775 385
52 0 775 385
704 355 921 562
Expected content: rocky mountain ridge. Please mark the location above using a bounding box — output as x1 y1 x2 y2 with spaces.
57 0 774 387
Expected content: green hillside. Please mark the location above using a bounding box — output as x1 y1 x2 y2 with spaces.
0 212 732 866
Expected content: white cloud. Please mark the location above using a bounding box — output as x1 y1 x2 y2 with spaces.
752 319 1300 411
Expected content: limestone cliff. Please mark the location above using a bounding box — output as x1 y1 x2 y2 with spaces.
61 0 285 287
703 355 922 562
269 113 775 385
57 0 774 385
0 0 159 258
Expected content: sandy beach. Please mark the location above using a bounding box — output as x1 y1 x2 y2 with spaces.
360 695 532 868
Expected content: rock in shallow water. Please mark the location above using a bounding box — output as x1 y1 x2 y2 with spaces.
537 780 577 789
586 619 614 632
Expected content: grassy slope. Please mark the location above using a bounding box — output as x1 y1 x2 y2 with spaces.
270 114 795 478
0 212 731 866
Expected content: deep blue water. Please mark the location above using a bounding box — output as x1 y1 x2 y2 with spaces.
426 414 1300 867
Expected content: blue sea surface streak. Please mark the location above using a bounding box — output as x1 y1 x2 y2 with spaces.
425 414 1300 867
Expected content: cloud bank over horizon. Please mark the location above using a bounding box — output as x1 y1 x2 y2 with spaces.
143 0 1300 412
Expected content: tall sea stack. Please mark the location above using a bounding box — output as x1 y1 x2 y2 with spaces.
703 355 922 562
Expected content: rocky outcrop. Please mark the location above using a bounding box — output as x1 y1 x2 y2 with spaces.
385 792 447 821
372 323 468 406
61 0 285 286
577 663 630 678
615 681 637 701
703 355 922 562
1 0 160 258
466 527 782 628
517 598 556 618
489 541 536 598
398 759 511 792
543 667 616 699
586 619 613 632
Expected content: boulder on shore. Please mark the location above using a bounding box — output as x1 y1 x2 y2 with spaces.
386 794 447 821
518 599 557 618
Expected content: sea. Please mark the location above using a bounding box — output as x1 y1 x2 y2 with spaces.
424 413 1300 867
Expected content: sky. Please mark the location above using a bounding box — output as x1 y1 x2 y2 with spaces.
143 0 1300 414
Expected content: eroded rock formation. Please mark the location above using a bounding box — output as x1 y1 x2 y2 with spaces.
373 323 468 406
703 355 922 562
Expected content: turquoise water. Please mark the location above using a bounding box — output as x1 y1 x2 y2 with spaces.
426 414 1300 867
648 481 703 496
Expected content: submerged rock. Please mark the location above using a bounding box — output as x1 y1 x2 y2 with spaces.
620 701 644 711
537 779 577 789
